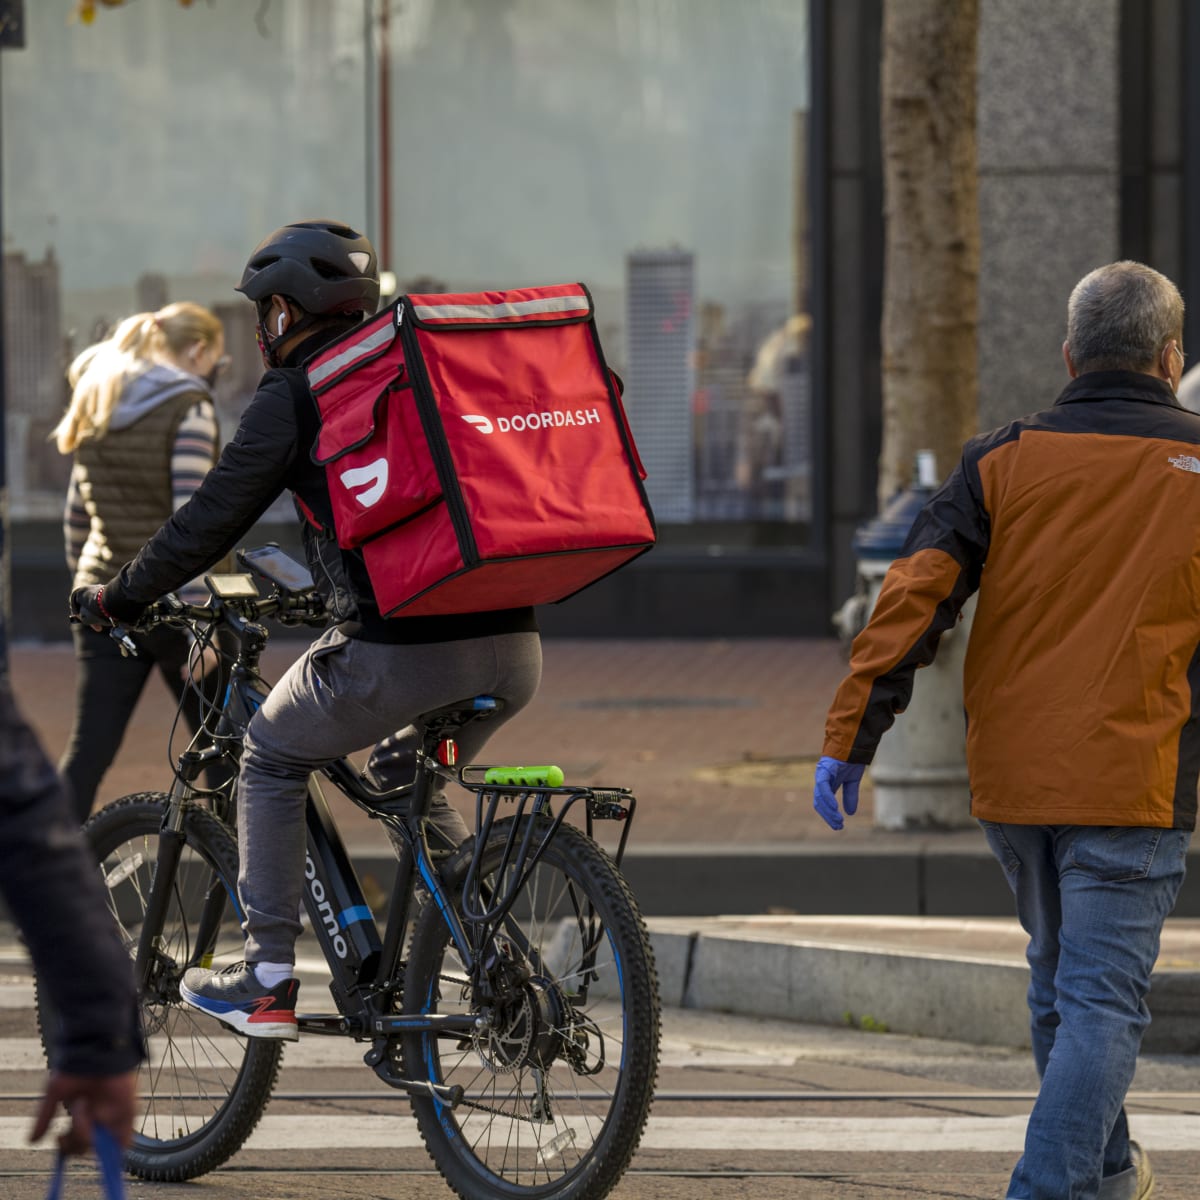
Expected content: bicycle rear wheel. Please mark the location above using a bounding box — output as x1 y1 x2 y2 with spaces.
402 818 659 1200
43 793 283 1181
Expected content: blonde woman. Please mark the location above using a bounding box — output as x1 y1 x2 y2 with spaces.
55 302 228 822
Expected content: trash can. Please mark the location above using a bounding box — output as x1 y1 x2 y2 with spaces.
845 452 975 830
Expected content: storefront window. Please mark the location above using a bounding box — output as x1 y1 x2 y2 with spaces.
2 1 369 517
4 0 810 542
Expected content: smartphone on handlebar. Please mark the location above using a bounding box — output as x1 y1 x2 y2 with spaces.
237 543 315 596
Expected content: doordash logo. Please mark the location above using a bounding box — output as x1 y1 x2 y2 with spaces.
339 458 389 508
461 409 602 435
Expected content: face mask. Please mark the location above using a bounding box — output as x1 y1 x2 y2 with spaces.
255 318 280 369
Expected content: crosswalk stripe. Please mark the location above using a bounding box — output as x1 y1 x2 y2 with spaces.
0 1036 793 1071
0 1113 1198 1153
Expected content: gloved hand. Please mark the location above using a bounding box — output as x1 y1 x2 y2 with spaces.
813 755 866 831
69 585 113 628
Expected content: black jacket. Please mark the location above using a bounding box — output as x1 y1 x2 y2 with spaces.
103 327 537 644
0 681 143 1075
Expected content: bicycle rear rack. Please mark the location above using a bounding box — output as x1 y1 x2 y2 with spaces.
457 771 637 928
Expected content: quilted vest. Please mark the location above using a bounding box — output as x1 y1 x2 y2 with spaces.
72 392 208 588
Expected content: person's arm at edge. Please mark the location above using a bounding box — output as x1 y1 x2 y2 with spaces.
0 682 143 1151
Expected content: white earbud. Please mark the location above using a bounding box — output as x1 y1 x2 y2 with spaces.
276 312 286 336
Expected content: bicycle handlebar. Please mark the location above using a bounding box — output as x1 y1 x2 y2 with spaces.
109 586 327 656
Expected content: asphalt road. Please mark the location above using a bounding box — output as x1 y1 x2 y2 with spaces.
4 940 1200 1199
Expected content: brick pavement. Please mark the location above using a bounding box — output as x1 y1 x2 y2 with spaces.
7 634 900 850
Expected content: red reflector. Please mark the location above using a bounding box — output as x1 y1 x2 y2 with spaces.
437 739 458 766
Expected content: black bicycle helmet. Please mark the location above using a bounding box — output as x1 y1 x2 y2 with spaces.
235 220 380 316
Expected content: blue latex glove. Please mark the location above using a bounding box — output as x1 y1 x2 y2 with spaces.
813 756 866 831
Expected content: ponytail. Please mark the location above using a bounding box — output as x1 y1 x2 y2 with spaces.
54 313 164 454
54 302 224 454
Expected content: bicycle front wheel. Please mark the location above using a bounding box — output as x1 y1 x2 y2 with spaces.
56 793 282 1181
402 818 660 1200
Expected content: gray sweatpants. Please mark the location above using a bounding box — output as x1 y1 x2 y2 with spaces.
237 627 542 964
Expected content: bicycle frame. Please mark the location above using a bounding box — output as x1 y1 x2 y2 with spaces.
131 588 639 1101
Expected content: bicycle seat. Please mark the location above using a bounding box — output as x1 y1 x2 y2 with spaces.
417 696 504 745
420 696 501 724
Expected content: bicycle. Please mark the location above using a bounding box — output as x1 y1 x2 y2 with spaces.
46 545 660 1200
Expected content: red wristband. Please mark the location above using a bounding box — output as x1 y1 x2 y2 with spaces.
94 586 115 624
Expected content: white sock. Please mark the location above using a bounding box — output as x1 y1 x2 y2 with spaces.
252 961 294 988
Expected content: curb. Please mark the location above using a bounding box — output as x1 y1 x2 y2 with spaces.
350 844 1200 918
645 919 1200 1054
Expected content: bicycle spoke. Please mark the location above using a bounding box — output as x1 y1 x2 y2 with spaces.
69 797 281 1178
404 822 658 1195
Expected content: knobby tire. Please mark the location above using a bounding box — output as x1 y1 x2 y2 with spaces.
402 818 660 1200
50 793 282 1181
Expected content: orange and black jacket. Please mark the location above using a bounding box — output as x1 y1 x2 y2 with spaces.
824 370 1200 830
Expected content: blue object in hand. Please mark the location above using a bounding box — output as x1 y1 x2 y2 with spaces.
813 755 866 831
45 1124 125 1200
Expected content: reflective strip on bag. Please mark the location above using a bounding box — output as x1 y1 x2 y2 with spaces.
411 293 590 324
308 319 397 390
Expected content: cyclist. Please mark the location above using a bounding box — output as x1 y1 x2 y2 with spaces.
70 220 542 1039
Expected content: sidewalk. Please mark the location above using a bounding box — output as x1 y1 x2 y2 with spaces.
11 636 1200 1052
8 635 1010 914
10 636 851 850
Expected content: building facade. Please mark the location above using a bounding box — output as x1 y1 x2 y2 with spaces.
3 0 1198 638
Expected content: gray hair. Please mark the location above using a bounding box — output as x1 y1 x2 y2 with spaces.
1066 260 1184 373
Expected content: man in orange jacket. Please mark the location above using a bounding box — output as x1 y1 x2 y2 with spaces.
814 261 1191 1200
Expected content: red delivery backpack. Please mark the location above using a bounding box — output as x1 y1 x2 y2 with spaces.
304 283 656 617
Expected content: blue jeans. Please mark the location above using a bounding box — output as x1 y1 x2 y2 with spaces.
981 822 1189 1200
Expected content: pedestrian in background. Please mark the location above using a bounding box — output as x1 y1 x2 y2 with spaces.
53 302 229 822
812 260 1192 1199
0 678 143 1156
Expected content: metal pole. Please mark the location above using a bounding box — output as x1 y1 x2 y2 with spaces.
378 0 391 275
0 10 15 681
0 51 7 685
0 1 26 682
1184 1 1200 354
363 0 376 245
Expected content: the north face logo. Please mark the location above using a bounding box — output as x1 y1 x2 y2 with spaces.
339 457 389 508
1168 454 1200 474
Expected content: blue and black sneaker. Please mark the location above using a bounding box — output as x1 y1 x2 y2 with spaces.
179 962 299 1040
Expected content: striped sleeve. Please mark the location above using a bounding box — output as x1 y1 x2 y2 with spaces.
822 456 991 763
171 400 219 510
63 464 89 577
172 401 220 603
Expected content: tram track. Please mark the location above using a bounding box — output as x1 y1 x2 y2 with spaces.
3 1088 1200 1105
2 1163 1200 1182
